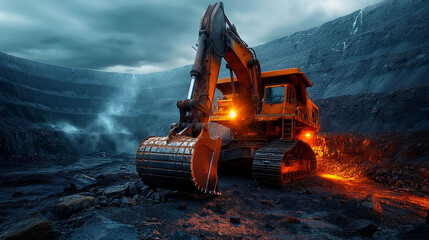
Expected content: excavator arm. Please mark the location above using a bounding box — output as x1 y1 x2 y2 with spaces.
136 2 260 195
176 2 261 136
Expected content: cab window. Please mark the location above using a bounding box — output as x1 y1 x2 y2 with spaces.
265 86 284 104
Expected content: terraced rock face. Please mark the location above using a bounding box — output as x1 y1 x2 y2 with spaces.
0 0 428 160
0 51 188 133
0 52 190 158
315 87 429 133
252 0 429 99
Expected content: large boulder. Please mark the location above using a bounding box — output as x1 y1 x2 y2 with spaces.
58 194 94 219
359 195 382 213
104 185 128 198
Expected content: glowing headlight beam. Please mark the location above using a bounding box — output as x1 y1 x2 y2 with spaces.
229 110 237 119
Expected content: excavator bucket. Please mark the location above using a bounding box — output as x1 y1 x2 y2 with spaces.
136 133 222 195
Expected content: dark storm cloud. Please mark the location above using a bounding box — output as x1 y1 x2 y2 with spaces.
0 0 381 73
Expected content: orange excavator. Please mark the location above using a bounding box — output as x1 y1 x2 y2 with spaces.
136 2 319 195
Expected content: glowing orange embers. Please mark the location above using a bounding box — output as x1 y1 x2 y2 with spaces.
305 132 312 138
319 173 429 213
320 173 355 181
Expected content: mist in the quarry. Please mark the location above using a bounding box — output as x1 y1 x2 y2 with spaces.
46 73 156 154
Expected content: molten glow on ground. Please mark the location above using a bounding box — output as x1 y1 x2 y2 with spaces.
319 173 355 181
318 171 429 216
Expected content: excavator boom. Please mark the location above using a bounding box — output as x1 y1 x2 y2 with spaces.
136 2 259 195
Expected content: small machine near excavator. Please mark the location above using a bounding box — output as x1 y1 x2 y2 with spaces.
136 2 319 196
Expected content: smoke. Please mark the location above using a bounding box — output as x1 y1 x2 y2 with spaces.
51 122 80 134
88 73 140 153
48 74 142 155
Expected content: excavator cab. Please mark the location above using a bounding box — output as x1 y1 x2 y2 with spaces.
261 83 297 115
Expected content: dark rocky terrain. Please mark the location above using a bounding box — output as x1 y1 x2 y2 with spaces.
0 152 427 239
0 0 428 239
315 87 429 133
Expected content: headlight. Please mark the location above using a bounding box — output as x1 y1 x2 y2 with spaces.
229 110 237 119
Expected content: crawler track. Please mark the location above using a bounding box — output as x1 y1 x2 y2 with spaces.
252 139 316 186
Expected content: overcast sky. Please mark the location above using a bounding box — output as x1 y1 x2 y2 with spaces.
0 0 382 74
